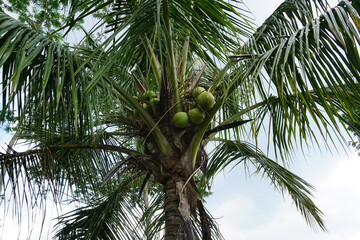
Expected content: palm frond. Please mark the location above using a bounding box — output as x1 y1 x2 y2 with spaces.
0 11 171 154
0 12 97 139
54 173 145 240
218 85 359 159
61 0 114 37
207 139 326 231
0 129 149 209
106 0 254 65
193 200 224 240
217 0 360 158
246 0 330 47
1 0 360 238
138 190 165 240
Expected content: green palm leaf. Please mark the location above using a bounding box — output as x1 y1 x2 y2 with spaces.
211 0 360 158
1 0 360 239
208 139 326 230
0 130 146 203
55 174 145 240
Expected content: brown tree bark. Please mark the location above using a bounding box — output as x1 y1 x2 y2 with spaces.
164 178 186 240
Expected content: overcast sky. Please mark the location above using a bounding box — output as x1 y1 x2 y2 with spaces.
206 1 360 240
1 0 360 240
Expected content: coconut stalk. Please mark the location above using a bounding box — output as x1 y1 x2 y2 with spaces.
163 0 181 113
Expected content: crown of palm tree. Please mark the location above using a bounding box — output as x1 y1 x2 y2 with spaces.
0 0 359 239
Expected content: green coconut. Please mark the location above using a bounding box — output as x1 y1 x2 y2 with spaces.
143 90 157 99
192 86 206 98
142 103 148 110
149 97 160 105
132 95 139 101
172 112 189 128
197 91 215 110
188 108 205 125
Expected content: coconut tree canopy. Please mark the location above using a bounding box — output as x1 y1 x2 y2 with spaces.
0 0 359 239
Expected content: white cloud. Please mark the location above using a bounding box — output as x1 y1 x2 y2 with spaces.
208 152 360 240
314 155 360 240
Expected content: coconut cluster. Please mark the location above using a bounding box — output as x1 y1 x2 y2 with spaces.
133 90 160 116
172 87 215 129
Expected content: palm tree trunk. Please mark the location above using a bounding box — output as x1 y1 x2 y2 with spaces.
164 178 186 240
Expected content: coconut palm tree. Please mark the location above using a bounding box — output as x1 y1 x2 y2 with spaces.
1 0 359 239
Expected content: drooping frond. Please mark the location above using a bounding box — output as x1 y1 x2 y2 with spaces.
0 12 97 138
215 85 359 160
0 129 149 210
192 200 225 240
1 0 360 238
0 11 171 154
208 139 326 231
54 174 146 240
217 0 360 158
246 0 331 47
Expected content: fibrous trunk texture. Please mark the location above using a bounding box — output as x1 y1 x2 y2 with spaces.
164 178 186 240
